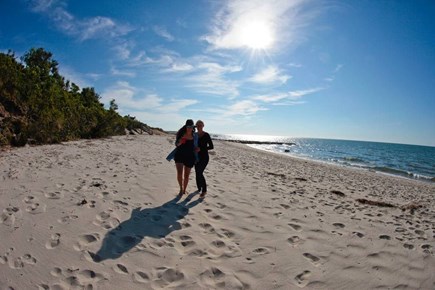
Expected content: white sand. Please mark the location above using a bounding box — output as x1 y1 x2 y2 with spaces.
1 134 434 289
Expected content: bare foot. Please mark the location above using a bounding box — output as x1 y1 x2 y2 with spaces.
199 192 207 198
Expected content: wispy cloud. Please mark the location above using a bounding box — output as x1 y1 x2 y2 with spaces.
289 87 324 98
158 99 199 113
334 64 343 73
253 87 324 104
110 67 136 77
27 0 133 41
101 81 198 113
226 100 267 116
202 0 318 50
58 65 90 88
185 62 242 98
153 26 175 41
249 65 291 84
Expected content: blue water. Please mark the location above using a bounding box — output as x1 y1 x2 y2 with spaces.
212 134 435 182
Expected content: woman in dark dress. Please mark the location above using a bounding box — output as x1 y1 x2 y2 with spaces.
195 120 214 198
174 119 197 196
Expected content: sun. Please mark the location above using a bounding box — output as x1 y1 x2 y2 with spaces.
240 21 274 50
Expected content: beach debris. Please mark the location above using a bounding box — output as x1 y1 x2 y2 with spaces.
221 139 295 146
78 199 88 206
355 198 395 208
266 172 286 178
400 202 423 214
330 190 346 197
91 182 102 187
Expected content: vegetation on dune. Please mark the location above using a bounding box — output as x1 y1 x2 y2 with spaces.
0 48 164 147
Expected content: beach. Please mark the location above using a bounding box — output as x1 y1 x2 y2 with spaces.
1 134 434 289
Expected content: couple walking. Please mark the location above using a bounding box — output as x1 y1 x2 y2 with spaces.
168 119 214 198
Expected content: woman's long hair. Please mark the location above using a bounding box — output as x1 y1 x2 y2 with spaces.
176 125 187 143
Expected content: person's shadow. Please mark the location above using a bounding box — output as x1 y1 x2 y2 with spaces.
91 192 203 262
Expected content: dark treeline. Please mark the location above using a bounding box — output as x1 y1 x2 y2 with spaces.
0 48 163 147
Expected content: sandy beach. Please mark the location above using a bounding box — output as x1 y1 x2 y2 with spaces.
1 134 434 290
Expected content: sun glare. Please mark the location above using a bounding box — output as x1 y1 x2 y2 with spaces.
240 21 274 50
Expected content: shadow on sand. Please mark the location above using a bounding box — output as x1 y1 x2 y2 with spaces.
92 192 203 262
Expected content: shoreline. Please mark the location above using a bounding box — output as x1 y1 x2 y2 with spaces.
242 142 435 184
1 134 434 289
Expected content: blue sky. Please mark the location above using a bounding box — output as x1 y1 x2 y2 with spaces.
1 0 434 146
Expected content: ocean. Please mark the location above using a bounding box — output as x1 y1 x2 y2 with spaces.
212 134 435 183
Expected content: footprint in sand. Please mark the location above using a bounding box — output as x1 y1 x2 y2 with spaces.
9 253 36 269
45 191 63 199
48 266 108 289
188 249 208 257
303 253 321 267
212 240 226 248
0 207 20 226
199 267 225 281
94 211 120 230
219 228 236 239
58 215 79 224
295 270 311 287
199 223 216 234
23 196 36 203
133 271 150 284
287 236 302 247
403 243 414 250
352 231 365 238
178 235 196 248
333 223 345 229
379 235 391 240
74 233 100 251
0 255 7 264
288 223 302 232
155 267 185 284
46 233 61 249
9 257 24 269
252 247 270 255
25 202 46 214
22 254 37 265
50 267 63 277
114 263 129 274
421 244 432 253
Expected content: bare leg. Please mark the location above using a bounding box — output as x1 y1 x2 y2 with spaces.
183 166 191 194
175 163 184 194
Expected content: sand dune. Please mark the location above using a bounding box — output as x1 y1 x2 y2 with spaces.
1 135 434 289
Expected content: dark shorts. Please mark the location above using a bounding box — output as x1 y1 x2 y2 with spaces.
174 156 195 168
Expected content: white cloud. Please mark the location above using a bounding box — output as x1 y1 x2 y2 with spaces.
253 93 288 103
58 65 90 88
249 65 291 84
153 26 175 41
27 1 133 41
334 64 343 73
226 100 267 116
253 87 324 105
289 87 324 98
110 67 136 77
101 81 198 113
113 43 132 60
162 62 194 73
184 61 242 98
158 99 199 113
29 0 59 12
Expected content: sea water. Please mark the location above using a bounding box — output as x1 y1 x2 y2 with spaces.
212 134 435 182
